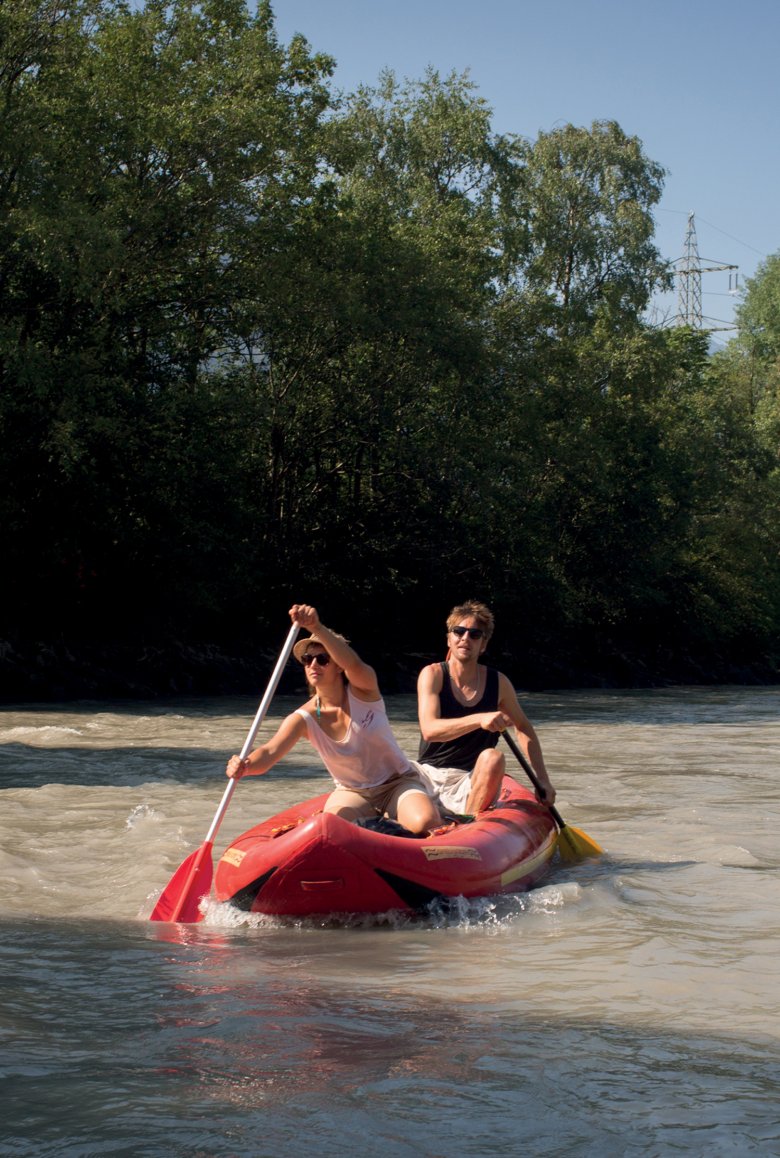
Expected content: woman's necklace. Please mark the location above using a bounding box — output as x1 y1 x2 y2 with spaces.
315 686 346 719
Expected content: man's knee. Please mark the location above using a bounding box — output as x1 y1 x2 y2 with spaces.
473 749 505 781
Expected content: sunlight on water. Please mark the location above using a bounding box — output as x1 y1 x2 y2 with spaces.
2 687 779 1155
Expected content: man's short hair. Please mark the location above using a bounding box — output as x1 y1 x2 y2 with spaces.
446 600 495 644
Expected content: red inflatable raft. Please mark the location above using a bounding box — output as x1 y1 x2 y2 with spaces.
213 776 558 918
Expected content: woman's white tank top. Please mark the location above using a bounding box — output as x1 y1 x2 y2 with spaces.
296 687 411 789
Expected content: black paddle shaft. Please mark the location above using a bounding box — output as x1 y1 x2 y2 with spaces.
502 730 568 831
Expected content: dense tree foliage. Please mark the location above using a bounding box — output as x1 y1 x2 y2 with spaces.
1 0 778 698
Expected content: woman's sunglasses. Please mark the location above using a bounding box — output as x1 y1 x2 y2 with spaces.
450 626 485 640
301 652 330 667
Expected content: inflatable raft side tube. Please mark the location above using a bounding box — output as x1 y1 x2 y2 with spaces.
374 869 443 911
228 867 278 911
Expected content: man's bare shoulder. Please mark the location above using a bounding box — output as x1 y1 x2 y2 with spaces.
418 661 444 689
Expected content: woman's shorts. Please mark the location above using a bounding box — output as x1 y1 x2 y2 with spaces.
325 767 432 819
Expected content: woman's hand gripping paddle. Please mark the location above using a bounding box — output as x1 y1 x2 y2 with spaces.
149 622 301 922
502 730 603 863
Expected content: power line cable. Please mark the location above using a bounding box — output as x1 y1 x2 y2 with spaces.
657 207 767 260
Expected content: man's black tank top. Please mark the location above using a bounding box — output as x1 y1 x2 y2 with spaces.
417 662 500 772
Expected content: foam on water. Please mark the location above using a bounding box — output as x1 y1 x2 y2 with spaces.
2 688 780 1156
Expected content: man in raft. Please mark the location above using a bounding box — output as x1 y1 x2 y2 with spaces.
415 600 556 816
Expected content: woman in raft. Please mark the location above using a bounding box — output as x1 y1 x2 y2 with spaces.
226 603 442 835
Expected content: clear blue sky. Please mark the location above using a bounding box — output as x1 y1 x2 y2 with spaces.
271 0 778 347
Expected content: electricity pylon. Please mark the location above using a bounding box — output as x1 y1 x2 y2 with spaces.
673 211 738 331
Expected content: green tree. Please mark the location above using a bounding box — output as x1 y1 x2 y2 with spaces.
2 3 777 692
734 251 780 365
229 68 527 627
515 120 670 327
697 253 780 672
0 0 334 638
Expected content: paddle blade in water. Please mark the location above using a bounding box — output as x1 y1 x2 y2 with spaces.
149 844 213 923
556 823 603 863
502 733 603 864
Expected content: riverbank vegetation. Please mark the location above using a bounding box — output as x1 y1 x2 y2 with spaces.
2 0 779 699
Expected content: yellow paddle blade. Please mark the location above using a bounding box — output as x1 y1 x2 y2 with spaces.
556 823 604 863
499 731 603 864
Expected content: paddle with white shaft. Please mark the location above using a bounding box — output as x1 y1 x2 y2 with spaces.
149 622 301 922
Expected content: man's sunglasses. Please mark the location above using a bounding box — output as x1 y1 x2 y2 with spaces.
301 652 330 667
450 626 485 640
